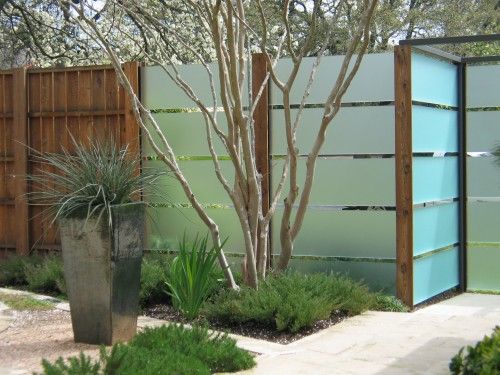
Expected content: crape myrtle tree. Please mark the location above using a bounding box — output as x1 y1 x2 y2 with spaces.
58 0 378 289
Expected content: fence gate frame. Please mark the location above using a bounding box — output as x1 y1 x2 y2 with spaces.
395 33 500 308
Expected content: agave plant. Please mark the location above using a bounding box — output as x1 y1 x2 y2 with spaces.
166 234 224 320
29 137 163 229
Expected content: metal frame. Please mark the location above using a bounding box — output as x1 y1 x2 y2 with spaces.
398 33 500 294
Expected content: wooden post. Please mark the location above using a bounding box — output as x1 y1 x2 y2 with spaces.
122 62 140 160
13 68 29 255
394 45 413 308
252 53 271 267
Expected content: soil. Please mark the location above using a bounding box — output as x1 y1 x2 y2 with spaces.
143 304 348 345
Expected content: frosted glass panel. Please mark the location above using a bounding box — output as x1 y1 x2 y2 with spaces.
271 106 394 155
141 64 249 109
272 209 396 258
271 53 394 105
412 106 458 153
412 53 458 106
413 203 459 256
413 247 459 304
467 65 500 108
142 113 227 156
466 111 500 152
467 157 500 197
143 160 234 204
272 158 395 206
467 202 500 242
288 258 396 293
467 246 500 292
146 207 245 253
413 157 459 203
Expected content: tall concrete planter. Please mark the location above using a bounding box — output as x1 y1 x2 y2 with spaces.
59 205 143 345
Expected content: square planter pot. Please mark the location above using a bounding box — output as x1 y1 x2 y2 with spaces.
59 205 144 345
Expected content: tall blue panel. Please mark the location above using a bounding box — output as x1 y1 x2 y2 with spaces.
413 157 459 204
412 106 458 152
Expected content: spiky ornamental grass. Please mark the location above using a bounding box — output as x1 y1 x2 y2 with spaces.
28 138 164 230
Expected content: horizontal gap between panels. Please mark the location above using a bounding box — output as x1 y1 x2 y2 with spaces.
144 248 396 263
412 101 458 111
413 243 459 260
147 203 396 211
468 197 500 203
467 107 500 112
413 197 459 208
467 242 500 248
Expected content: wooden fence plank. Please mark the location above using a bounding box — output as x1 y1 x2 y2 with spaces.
252 53 271 267
13 68 29 255
122 62 140 158
394 45 414 308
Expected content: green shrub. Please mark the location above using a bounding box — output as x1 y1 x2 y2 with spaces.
139 254 171 307
205 272 399 333
38 324 255 375
0 254 42 286
24 256 66 295
372 294 409 312
450 326 500 375
167 234 222 320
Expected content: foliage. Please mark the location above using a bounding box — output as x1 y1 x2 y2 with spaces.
139 253 171 307
37 324 255 375
166 234 222 320
29 138 162 230
372 294 409 313
450 326 500 375
0 292 54 310
0 254 42 286
204 272 383 333
24 256 66 295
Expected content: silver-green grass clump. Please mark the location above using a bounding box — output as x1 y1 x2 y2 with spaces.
29 137 163 228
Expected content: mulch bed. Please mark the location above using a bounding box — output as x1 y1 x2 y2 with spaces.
143 304 347 345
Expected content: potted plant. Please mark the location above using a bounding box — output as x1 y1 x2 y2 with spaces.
30 139 161 345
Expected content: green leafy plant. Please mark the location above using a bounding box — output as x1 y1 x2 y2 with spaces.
0 254 42 286
166 234 223 320
450 326 500 375
139 254 171 307
24 256 66 295
29 137 163 229
37 324 255 375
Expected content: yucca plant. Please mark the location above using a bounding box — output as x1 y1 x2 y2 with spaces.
29 137 162 229
167 234 224 320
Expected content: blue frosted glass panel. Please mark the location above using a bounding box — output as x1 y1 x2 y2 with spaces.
467 65 500 108
412 106 458 152
288 259 396 294
467 111 500 152
413 157 459 204
413 247 459 304
412 53 458 106
467 157 500 198
413 203 459 256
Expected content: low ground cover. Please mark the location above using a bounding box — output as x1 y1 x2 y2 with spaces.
0 292 54 310
38 324 255 375
450 326 500 374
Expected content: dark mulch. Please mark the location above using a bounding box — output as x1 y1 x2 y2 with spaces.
413 287 461 311
142 304 347 345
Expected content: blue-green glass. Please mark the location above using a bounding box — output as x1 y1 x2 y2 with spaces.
412 106 458 153
467 202 500 242
467 64 500 108
413 246 459 304
413 157 458 204
467 157 500 198
411 52 458 106
467 246 500 292
413 203 459 256
467 111 500 152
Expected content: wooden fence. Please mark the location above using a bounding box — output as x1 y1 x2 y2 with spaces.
0 62 139 257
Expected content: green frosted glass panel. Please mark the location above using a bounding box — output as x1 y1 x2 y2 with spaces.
466 111 500 152
467 64 500 108
271 53 394 105
413 157 458 204
271 106 394 155
272 209 396 258
143 160 234 204
272 158 395 206
141 65 249 109
142 113 227 156
467 157 500 197
146 207 245 254
287 259 396 294
411 52 458 106
413 247 459 305
467 246 500 292
412 106 458 152
467 202 500 242
413 203 459 256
